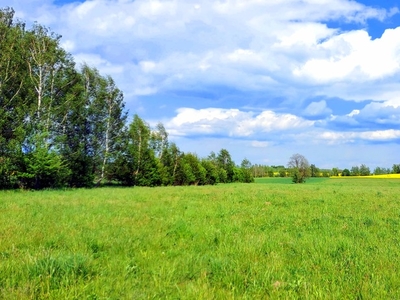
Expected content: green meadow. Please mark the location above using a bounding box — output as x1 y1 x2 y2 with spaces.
1 178 400 299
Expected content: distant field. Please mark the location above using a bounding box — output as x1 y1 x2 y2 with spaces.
331 174 400 179
254 177 330 184
1 178 400 299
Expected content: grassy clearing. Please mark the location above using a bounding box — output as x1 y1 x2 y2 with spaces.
1 179 400 299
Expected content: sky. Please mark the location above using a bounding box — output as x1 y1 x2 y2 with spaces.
2 0 400 169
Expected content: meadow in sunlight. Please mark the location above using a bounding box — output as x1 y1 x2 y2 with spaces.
1 178 400 299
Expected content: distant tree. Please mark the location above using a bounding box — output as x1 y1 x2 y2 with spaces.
173 157 194 186
240 158 254 183
182 153 206 185
322 171 331 177
217 149 235 182
173 152 207 186
373 167 382 175
218 168 228 183
359 164 370 176
157 142 181 186
350 166 360 176
271 165 285 169
342 169 350 176
201 159 219 185
288 153 310 183
150 122 169 160
119 115 160 186
393 164 400 174
374 166 390 175
310 164 320 177
233 167 244 183
279 169 287 177
331 167 340 176
251 164 266 178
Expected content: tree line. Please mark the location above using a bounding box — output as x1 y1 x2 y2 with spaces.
0 7 253 189
251 162 400 179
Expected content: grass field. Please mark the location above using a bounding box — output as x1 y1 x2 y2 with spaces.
1 178 400 299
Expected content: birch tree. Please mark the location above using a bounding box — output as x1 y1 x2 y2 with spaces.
0 8 27 188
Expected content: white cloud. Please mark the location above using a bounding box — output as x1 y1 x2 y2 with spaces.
275 22 336 48
166 108 313 137
293 27 400 82
139 61 157 73
304 100 332 117
317 129 400 143
251 141 271 148
353 102 400 125
7 0 398 102
347 110 360 117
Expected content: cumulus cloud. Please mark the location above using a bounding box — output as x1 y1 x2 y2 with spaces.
317 129 400 143
165 108 314 137
303 100 332 118
356 102 400 125
322 101 400 132
251 141 271 148
6 0 397 99
293 28 400 83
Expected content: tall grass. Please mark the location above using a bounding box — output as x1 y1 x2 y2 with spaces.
1 179 400 298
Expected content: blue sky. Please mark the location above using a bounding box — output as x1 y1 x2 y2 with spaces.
3 0 400 169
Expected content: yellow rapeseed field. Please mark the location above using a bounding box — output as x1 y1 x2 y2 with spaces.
331 174 400 178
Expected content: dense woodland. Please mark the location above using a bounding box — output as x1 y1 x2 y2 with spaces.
0 8 254 189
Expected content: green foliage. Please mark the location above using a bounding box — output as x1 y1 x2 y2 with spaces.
158 142 180 186
331 167 339 176
291 168 301 183
374 166 390 175
342 168 351 176
180 161 196 185
200 159 219 185
359 164 370 176
218 168 228 183
288 153 310 183
239 158 254 183
351 166 360 176
21 146 70 189
217 149 235 183
310 164 320 177
350 164 371 176
233 167 244 182
182 153 206 185
122 115 160 186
